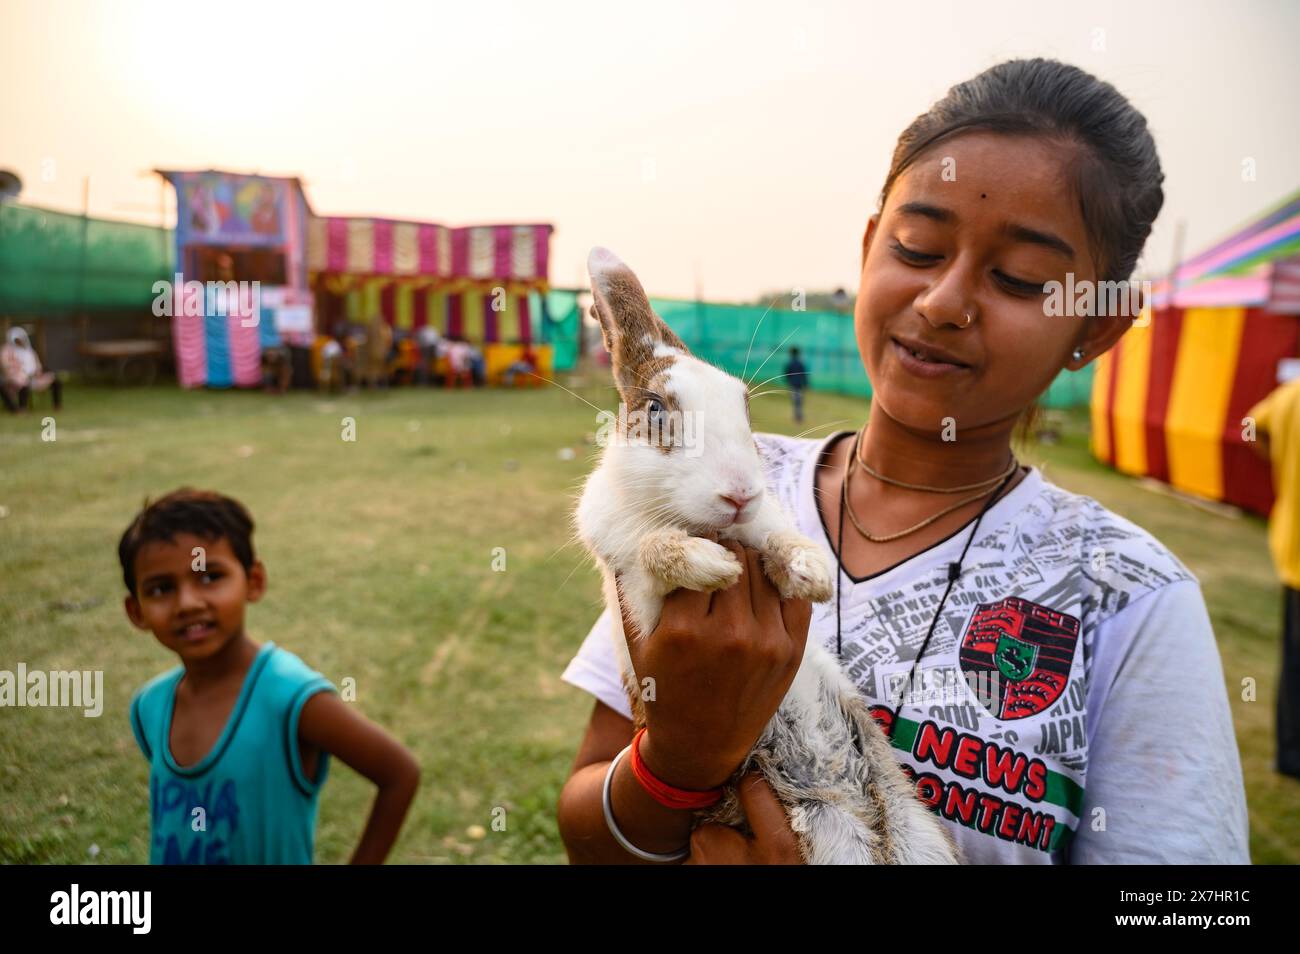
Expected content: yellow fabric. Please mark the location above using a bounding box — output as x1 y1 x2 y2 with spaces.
393 222 419 275
462 291 484 342
427 292 444 333
395 284 413 330
309 271 549 295
495 293 520 342
1249 379 1300 588
347 220 374 273
485 343 552 385
1112 317 1152 476
306 217 328 272
511 226 537 279
437 228 452 277
1090 348 1114 464
1165 307 1246 501
468 227 495 278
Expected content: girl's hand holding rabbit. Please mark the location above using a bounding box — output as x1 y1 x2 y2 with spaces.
683 773 803 864
617 540 813 793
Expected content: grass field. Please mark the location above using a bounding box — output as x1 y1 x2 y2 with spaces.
1 378 1296 864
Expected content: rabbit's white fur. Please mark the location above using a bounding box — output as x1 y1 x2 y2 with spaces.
574 247 959 865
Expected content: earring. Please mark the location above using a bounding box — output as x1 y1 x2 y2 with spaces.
1072 347 1086 361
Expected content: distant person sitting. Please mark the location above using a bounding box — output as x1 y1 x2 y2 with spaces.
782 346 809 423
318 337 347 394
502 348 538 387
445 338 473 389
1 327 62 413
467 341 486 387
261 343 292 395
415 324 442 386
364 317 393 389
1248 370 1300 779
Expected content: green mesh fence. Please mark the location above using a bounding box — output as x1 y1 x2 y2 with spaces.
648 296 1093 408
0 202 174 314
0 213 1092 408
543 289 581 371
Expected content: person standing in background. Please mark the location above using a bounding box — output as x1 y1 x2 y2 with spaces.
782 347 810 423
1248 370 1300 779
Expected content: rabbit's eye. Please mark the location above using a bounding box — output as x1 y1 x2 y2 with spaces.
646 398 664 423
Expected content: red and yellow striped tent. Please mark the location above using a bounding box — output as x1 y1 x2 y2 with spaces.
307 217 554 345
1091 190 1300 515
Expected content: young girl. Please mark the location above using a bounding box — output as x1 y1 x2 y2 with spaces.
121 488 421 864
555 58 1250 864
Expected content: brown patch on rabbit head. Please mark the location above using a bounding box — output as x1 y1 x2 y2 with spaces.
588 248 691 452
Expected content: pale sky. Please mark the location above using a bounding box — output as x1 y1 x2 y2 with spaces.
2 0 1297 300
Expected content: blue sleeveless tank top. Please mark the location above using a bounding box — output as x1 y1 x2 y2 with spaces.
129 642 336 864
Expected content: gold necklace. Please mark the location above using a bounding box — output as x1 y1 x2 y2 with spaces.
839 430 1013 544
854 430 1018 493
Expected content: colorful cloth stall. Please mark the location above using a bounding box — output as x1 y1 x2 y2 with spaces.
307 218 554 347
1091 190 1300 515
159 170 314 389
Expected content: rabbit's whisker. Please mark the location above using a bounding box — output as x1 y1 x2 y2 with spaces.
748 370 802 395
555 556 591 593
528 372 605 414
747 326 801 389
794 419 850 440
741 296 782 382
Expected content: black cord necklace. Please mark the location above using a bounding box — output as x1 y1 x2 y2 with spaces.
833 429 1019 742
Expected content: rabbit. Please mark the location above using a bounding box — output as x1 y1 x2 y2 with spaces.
574 247 960 864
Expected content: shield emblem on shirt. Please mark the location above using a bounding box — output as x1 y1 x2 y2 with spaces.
959 596 1079 720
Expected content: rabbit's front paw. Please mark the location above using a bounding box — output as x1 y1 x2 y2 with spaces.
761 531 834 603
641 529 742 593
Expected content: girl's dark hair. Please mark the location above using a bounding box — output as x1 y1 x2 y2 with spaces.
118 488 256 594
879 58 1164 284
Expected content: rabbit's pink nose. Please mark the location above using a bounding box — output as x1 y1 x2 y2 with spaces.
720 493 756 513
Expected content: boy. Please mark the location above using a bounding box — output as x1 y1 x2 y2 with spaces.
120 488 420 864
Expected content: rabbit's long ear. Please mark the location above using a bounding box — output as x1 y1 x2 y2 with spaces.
587 247 688 396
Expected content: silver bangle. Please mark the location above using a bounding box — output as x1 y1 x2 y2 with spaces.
602 744 691 863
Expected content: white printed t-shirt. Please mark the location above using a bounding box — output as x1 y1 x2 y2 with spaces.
561 430 1251 864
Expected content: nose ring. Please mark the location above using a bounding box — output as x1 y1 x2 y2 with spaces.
959 312 973 328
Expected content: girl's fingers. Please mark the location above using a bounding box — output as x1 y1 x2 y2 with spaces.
685 822 749 864
618 571 709 643
779 596 813 655
661 581 711 627
745 543 769 618
747 547 785 627
709 540 748 617
737 773 802 860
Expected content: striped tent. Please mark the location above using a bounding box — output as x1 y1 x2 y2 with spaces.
308 218 554 345
1091 190 1300 515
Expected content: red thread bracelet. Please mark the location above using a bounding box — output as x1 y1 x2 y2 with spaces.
629 727 724 810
